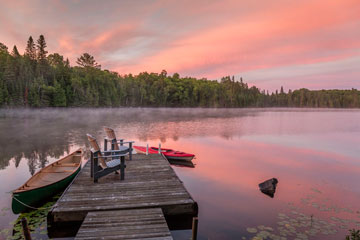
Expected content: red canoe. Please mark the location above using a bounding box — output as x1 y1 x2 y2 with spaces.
133 146 195 162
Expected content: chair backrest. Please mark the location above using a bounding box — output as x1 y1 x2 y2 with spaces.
86 134 107 168
104 127 119 150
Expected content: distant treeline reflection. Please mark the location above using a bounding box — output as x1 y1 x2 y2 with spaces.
0 107 257 173
1 36 359 108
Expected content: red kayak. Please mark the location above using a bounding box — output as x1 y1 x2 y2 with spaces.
133 146 195 162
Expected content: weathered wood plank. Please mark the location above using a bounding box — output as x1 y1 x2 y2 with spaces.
48 154 197 227
75 208 173 240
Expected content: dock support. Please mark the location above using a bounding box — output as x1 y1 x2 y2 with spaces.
120 156 125 180
192 217 198 240
48 154 198 237
21 217 32 240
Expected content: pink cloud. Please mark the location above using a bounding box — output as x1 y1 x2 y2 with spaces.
0 0 359 90
111 0 360 75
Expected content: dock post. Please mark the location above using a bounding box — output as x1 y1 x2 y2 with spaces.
120 156 125 180
146 144 149 155
90 151 94 178
21 217 32 240
158 143 161 154
192 217 198 240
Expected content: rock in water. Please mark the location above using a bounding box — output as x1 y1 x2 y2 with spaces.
259 178 278 198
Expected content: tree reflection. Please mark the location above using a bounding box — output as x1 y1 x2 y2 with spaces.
0 108 256 174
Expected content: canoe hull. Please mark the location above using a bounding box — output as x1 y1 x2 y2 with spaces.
12 167 81 214
133 146 157 154
133 146 195 162
165 155 194 162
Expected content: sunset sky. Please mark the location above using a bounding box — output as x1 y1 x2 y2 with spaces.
1 0 359 91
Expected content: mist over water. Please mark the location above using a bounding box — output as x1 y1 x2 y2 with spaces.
0 108 360 239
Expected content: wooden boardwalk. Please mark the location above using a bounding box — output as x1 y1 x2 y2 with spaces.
75 208 173 240
48 154 197 237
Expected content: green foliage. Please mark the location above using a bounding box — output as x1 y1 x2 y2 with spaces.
11 45 20 57
0 35 359 108
76 53 101 69
0 42 8 53
25 36 36 60
36 35 48 61
53 81 66 107
346 229 360 240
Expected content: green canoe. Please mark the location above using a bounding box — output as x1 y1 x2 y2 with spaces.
12 149 83 214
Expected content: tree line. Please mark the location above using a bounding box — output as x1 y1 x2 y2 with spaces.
0 36 359 108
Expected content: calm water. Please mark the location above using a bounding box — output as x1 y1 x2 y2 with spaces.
0 108 360 239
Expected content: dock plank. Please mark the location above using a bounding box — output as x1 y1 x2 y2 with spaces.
48 154 197 225
75 208 173 240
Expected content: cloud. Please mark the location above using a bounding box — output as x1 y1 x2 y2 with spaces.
0 0 359 90
241 55 360 91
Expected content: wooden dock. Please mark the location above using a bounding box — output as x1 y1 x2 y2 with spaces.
48 154 198 237
75 208 173 240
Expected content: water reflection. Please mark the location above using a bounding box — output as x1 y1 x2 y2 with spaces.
168 159 195 168
0 108 359 240
1 108 359 174
171 136 360 239
0 108 261 174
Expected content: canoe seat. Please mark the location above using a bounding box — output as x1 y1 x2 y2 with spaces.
57 163 78 167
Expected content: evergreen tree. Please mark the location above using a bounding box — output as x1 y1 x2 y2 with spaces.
48 53 65 67
76 53 101 69
28 84 40 107
3 55 21 105
24 36 36 60
36 35 48 61
53 81 66 106
11 45 20 57
1 36 360 109
65 58 70 67
0 42 8 53
36 35 50 80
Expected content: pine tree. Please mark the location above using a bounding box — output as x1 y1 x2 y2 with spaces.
3 55 20 105
53 81 66 106
11 45 20 57
65 58 70 67
36 35 50 80
76 53 101 69
0 81 4 105
47 53 64 67
0 42 8 54
36 35 48 62
24 36 36 60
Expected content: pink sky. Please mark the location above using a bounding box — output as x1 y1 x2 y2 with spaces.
0 0 359 91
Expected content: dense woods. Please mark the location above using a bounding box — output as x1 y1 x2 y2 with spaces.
0 36 359 108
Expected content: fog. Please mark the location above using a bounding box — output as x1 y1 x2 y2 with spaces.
0 107 256 173
1 107 359 174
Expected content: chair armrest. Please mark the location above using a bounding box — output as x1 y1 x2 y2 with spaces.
105 137 125 141
119 141 135 144
103 149 128 153
94 154 128 159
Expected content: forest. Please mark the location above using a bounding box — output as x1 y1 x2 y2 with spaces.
0 36 359 108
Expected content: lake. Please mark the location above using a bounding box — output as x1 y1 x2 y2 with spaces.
0 108 359 239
